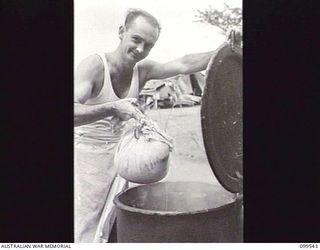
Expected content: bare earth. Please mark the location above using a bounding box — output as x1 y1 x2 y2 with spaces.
145 106 220 185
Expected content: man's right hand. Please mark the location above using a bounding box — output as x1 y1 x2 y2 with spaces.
110 98 144 121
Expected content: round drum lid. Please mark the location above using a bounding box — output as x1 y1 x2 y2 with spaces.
201 42 242 193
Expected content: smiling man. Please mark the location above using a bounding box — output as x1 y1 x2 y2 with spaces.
74 8 223 243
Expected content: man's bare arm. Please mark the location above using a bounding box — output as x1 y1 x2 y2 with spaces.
74 102 114 127
74 55 109 126
140 50 217 82
75 98 141 126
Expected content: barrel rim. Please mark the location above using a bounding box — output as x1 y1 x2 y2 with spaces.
113 181 240 216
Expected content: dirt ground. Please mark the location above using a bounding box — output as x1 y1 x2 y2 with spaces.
145 105 220 185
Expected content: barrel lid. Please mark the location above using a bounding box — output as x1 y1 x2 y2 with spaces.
201 42 242 193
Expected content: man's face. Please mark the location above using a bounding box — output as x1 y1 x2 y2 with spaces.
119 16 159 63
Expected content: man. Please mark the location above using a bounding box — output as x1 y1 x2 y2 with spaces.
74 8 235 242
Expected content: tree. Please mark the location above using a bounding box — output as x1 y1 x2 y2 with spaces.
195 3 242 34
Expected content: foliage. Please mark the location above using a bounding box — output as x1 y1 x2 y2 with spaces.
195 3 242 33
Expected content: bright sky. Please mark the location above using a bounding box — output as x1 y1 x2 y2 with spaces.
74 0 242 66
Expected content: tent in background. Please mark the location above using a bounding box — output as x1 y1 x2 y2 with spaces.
139 72 205 109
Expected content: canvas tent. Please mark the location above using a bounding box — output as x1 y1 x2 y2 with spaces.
139 72 205 109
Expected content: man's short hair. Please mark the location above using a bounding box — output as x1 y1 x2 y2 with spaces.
124 8 161 34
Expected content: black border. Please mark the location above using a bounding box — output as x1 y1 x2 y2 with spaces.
2 0 74 242
244 0 320 242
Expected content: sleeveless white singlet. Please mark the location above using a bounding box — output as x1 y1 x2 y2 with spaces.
75 52 140 144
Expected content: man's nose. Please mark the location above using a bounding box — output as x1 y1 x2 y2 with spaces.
135 44 144 53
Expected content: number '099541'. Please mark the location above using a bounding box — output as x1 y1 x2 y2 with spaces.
300 244 318 248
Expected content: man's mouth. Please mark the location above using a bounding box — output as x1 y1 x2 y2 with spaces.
130 51 140 59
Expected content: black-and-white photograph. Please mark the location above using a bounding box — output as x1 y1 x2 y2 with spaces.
74 0 242 243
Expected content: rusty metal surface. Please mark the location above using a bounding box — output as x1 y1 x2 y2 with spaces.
201 43 243 193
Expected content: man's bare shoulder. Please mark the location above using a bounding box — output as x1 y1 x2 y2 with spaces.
137 60 160 81
75 54 105 99
76 54 104 78
137 60 156 89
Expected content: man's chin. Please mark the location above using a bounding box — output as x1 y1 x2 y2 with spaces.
128 51 141 60
129 56 142 63
132 55 141 61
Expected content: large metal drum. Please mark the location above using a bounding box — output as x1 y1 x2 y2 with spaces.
114 182 242 242
114 41 243 242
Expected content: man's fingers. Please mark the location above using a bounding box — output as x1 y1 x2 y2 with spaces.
113 98 146 121
124 98 138 106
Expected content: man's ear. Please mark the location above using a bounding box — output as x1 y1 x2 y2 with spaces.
119 25 125 40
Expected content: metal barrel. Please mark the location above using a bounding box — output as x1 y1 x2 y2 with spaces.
114 181 242 242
